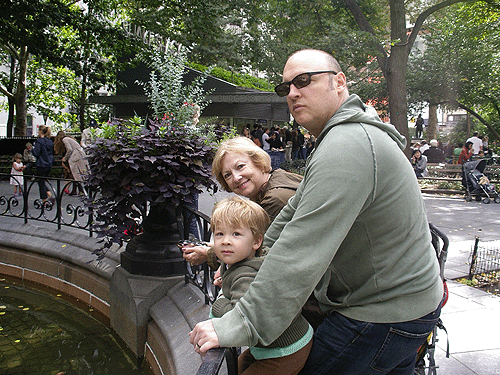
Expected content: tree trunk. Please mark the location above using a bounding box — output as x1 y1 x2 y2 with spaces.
427 103 438 140
14 46 29 137
386 0 409 152
6 57 16 137
79 76 87 132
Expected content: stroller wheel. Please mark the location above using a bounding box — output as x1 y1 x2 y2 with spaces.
483 197 490 204
475 195 482 202
495 197 500 204
465 196 472 202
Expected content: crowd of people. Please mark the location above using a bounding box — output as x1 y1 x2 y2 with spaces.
239 122 316 161
410 132 494 177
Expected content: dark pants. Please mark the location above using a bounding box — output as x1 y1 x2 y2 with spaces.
299 305 441 375
24 162 36 177
36 166 52 200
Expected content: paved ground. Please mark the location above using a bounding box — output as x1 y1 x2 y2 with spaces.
1 179 500 374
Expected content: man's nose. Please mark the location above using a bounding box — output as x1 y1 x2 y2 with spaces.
288 83 301 98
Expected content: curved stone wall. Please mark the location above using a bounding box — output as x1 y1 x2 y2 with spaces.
0 216 210 375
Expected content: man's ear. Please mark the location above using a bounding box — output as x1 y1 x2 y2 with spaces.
335 72 347 92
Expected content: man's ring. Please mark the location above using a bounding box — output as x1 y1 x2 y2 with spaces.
196 343 201 349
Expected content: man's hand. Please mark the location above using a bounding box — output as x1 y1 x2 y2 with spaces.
189 320 220 355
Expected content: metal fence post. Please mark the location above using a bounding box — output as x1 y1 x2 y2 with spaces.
468 236 480 280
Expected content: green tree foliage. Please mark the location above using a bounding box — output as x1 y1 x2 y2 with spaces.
0 0 136 135
0 0 76 135
408 2 500 142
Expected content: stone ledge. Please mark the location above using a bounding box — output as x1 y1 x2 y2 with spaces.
0 216 121 279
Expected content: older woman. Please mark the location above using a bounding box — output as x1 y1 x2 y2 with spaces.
182 136 303 266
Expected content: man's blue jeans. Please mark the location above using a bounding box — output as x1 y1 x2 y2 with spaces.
299 305 441 375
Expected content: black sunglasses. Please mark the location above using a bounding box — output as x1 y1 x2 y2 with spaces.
274 71 338 97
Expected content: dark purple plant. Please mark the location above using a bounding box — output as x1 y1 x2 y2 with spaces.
84 117 220 252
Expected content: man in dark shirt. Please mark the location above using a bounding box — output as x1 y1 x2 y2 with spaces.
423 139 445 163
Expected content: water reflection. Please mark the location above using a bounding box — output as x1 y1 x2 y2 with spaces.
0 277 146 375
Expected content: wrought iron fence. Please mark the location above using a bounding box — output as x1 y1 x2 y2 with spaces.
469 237 500 278
0 172 93 234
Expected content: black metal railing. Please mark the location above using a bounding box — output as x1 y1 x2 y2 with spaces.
0 172 94 234
195 347 239 375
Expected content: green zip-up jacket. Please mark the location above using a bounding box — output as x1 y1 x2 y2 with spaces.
212 95 443 348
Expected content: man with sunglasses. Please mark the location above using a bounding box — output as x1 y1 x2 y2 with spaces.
190 49 443 375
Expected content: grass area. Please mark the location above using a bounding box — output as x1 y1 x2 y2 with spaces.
457 271 500 296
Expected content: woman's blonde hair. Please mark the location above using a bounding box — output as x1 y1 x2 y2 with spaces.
210 196 270 255
212 137 272 192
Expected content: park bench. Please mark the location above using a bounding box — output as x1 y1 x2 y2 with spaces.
421 162 500 184
416 162 500 195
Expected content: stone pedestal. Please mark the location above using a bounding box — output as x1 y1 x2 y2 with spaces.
109 266 184 357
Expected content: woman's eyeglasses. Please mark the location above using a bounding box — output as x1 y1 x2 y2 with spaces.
274 71 338 97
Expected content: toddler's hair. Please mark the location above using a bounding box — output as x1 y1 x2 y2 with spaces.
13 153 22 161
211 196 270 255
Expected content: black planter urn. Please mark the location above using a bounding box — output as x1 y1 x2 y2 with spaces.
120 203 186 276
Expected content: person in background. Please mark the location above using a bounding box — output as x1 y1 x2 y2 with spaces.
415 114 424 139
10 153 25 196
411 149 428 177
466 132 482 155
419 140 430 153
251 124 263 148
200 196 313 375
54 131 89 195
423 139 445 163
453 143 463 164
32 125 55 204
189 49 443 375
458 141 474 164
240 127 251 138
268 131 283 151
291 129 301 160
482 135 490 157
261 127 271 151
22 142 36 177
81 119 100 149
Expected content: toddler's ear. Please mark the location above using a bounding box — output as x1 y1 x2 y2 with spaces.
253 234 263 250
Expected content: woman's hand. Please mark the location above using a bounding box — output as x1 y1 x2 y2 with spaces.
182 243 210 266
213 266 222 287
189 320 220 355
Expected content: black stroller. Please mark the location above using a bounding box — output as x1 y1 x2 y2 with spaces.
414 223 449 375
462 159 500 204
